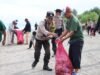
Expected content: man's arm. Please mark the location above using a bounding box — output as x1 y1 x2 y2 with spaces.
39 21 57 37
60 31 74 42
59 29 68 39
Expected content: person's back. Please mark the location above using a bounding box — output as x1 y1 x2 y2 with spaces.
23 19 31 33
25 21 31 32
23 18 31 44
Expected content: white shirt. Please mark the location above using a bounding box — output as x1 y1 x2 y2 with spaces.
36 21 50 40
8 23 14 32
53 16 63 29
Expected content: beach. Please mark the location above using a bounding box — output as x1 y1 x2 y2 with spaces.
0 32 100 75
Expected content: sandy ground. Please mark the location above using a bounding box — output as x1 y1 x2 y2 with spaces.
0 31 100 75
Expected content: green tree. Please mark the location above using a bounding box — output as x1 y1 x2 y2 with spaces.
91 7 100 15
79 12 98 23
78 7 100 23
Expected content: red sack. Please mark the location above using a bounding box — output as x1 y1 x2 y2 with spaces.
15 30 24 44
55 40 73 75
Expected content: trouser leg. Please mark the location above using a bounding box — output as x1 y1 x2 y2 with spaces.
29 40 33 48
34 39 42 62
43 40 50 66
51 38 56 55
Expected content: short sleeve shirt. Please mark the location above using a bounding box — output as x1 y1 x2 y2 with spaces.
66 15 84 41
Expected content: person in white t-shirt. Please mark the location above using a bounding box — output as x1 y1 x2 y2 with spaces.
8 20 18 45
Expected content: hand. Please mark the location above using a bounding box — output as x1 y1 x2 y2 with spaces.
55 38 61 44
48 35 53 38
52 33 58 37
60 37 66 43
2 40 6 45
56 37 65 42
22 30 24 32
56 37 61 40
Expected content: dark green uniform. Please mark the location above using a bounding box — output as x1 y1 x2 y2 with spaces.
0 20 6 42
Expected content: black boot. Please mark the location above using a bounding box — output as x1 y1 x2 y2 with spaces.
43 64 52 71
32 61 38 68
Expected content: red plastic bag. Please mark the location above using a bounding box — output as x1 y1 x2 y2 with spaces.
55 40 73 75
15 30 24 44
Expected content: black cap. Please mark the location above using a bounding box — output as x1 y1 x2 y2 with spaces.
46 12 54 17
55 9 62 13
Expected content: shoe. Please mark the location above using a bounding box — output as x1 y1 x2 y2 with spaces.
32 61 38 68
43 66 52 71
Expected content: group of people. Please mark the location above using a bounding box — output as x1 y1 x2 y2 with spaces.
7 18 31 45
86 18 100 36
31 7 84 75
0 6 100 75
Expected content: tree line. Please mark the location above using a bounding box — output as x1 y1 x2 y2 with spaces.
78 7 100 23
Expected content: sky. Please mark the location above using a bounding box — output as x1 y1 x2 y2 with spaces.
0 0 100 29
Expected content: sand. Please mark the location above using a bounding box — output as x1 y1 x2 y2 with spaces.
0 31 100 75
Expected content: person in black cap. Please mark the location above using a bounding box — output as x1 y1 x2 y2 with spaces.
51 9 63 57
32 11 57 71
54 9 63 36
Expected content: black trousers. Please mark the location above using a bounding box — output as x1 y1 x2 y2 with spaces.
87 26 91 35
69 40 84 69
52 28 63 54
51 37 56 55
29 40 33 48
34 39 50 66
55 28 63 37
